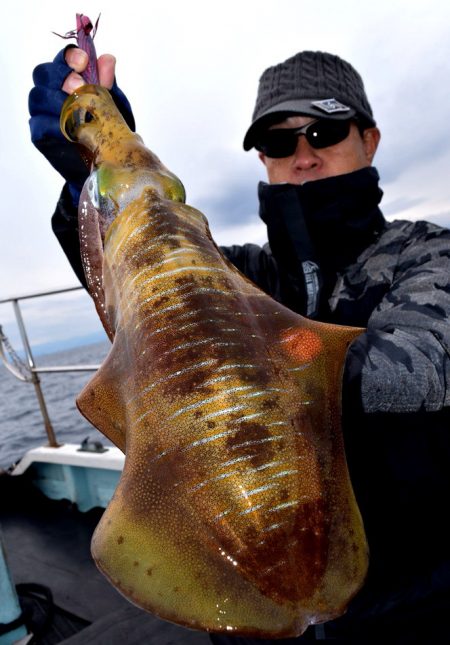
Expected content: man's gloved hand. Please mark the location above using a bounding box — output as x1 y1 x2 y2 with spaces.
29 46 135 205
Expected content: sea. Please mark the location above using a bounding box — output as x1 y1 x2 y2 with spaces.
0 341 112 470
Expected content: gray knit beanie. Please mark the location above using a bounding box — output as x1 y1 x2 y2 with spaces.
243 50 375 150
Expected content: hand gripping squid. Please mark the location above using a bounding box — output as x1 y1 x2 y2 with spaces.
59 71 368 639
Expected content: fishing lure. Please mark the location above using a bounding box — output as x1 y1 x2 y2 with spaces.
54 13 100 84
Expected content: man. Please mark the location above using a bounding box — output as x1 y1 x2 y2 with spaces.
29 49 450 643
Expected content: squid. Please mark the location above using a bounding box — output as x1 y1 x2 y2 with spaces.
60 80 368 637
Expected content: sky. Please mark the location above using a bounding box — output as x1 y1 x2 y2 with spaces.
1 0 450 357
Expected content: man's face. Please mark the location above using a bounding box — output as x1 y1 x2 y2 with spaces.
259 115 380 185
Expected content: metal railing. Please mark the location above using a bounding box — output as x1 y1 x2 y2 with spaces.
0 286 101 447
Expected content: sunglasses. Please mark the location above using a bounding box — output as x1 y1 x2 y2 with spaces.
255 119 353 158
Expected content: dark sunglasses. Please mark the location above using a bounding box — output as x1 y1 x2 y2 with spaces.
255 119 353 158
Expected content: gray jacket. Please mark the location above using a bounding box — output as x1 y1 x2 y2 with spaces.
223 218 450 415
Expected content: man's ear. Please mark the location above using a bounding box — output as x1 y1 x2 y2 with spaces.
362 127 381 164
258 151 267 166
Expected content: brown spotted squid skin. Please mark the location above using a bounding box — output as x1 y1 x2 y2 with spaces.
60 85 368 638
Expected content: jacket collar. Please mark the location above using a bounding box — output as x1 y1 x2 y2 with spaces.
259 166 385 273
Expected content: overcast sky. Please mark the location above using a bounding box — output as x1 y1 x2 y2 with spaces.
1 0 450 354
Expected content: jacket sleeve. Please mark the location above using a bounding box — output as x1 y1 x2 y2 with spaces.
220 243 282 300
345 221 450 413
51 183 88 289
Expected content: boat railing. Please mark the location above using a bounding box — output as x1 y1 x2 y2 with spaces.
0 285 101 448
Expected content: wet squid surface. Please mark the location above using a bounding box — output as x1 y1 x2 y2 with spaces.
60 85 368 638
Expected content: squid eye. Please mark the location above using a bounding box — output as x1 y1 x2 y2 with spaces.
61 107 96 142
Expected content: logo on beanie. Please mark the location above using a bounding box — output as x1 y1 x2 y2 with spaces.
311 98 351 114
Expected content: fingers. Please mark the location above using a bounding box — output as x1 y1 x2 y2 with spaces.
98 54 116 90
63 47 88 94
33 60 73 91
62 72 84 94
62 49 116 93
65 47 88 72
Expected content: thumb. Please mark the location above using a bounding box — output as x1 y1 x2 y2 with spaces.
97 54 116 89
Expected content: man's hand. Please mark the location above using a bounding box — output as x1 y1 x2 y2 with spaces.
29 47 135 205
63 48 116 93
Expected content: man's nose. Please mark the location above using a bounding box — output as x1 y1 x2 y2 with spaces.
292 135 321 169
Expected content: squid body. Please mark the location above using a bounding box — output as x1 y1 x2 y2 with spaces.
60 85 368 638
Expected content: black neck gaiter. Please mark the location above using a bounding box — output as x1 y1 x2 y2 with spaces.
258 166 385 319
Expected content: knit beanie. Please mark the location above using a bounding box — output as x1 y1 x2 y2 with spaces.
244 51 375 150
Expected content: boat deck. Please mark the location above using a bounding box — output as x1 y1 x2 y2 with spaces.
0 470 210 644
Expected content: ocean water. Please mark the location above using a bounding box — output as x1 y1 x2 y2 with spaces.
0 341 112 469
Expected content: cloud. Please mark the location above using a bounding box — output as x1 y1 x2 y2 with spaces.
381 196 425 218
0 290 105 353
419 210 450 229
360 10 450 185
196 174 260 229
